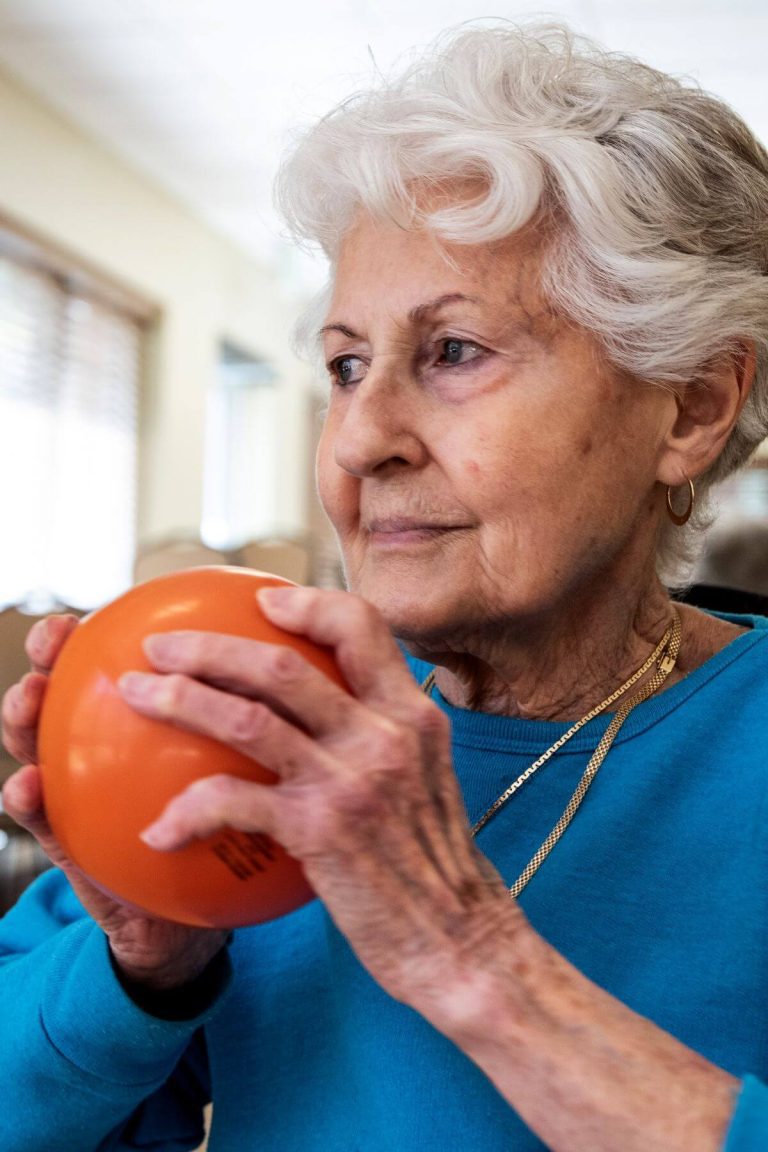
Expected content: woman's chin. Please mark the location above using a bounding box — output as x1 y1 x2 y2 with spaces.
346 551 517 646
352 575 477 649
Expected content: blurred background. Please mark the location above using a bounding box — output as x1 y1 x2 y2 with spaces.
1 0 768 904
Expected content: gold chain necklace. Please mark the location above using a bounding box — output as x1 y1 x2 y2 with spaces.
421 609 681 898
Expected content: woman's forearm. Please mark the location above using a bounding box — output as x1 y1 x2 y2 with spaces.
422 913 738 1152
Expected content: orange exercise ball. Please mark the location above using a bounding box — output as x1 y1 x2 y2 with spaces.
38 567 342 928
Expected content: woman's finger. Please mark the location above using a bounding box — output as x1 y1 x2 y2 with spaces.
1 762 44 828
118 670 325 777
257 586 416 704
25 614 79 675
1 764 69 870
2 616 78 765
140 774 280 851
1 673 48 765
140 630 359 738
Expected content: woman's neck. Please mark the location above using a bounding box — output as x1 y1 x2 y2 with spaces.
423 579 744 721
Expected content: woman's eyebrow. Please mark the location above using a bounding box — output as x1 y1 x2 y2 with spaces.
318 293 483 341
318 322 358 340
407 292 483 324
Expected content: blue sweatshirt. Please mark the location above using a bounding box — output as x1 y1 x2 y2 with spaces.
3 617 768 1150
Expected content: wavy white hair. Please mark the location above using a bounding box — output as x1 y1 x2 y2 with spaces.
276 22 768 585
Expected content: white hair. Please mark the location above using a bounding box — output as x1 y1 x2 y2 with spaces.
276 22 768 585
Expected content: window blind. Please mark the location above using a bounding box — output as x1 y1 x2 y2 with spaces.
0 254 141 610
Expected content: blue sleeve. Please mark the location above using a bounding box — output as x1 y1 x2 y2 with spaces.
0 869 229 1152
723 1077 768 1150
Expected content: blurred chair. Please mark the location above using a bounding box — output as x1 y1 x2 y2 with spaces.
675 519 768 616
695 519 768 598
237 538 310 585
677 583 768 616
134 536 230 584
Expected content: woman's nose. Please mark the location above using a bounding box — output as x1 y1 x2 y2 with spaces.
332 374 428 477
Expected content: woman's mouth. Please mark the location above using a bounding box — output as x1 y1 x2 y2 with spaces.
366 519 470 547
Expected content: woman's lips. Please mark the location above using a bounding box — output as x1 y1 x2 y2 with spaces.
366 519 470 546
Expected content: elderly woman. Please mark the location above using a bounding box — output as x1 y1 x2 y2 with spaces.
2 22 768 1152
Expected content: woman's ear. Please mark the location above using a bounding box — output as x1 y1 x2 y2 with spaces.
656 341 756 485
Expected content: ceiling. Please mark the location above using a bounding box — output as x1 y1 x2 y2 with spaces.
0 0 765 293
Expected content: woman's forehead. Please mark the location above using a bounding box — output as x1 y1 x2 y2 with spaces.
336 209 543 268
326 220 548 328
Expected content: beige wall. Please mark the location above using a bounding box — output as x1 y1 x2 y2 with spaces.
0 67 313 543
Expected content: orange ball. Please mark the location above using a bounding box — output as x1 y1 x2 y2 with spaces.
38 567 341 928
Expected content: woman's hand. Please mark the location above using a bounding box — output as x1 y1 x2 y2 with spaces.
1 615 229 991
119 584 522 1014
116 585 742 1152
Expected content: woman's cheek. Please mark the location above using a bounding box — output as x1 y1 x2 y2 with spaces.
315 430 347 528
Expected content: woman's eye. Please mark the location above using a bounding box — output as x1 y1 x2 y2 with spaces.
329 355 366 386
438 338 482 367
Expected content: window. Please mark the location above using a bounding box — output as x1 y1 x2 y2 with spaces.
0 227 145 611
201 342 278 550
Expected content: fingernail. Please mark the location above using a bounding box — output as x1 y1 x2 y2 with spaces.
118 671 158 700
139 823 176 850
257 585 304 616
143 633 175 660
258 586 294 604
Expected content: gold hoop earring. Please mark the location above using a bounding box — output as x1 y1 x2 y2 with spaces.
666 477 695 526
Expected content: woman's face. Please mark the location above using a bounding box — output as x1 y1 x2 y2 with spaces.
317 215 676 647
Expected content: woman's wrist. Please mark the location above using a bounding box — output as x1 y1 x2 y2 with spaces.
405 894 545 1047
108 926 231 990
109 935 233 1020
